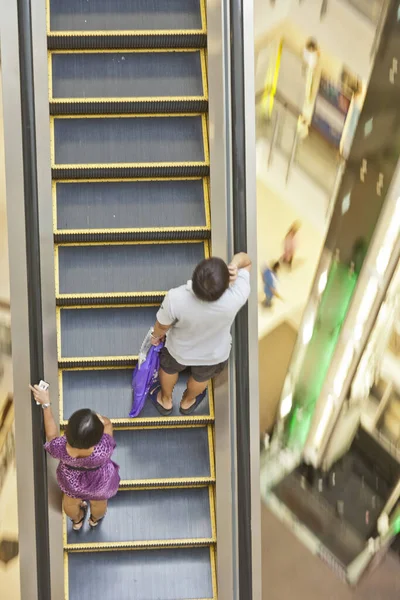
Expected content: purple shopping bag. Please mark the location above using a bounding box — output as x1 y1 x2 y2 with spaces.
129 342 163 418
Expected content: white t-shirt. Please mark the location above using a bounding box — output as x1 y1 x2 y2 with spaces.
156 269 251 366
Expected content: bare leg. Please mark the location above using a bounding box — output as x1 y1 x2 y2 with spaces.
180 376 208 410
158 368 179 410
89 499 107 526
63 494 86 530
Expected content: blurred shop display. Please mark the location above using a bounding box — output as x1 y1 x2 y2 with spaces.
312 75 351 148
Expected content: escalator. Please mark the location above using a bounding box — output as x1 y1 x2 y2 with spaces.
47 1 217 597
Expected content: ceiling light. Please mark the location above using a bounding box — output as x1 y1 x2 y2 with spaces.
318 271 328 295
280 392 293 418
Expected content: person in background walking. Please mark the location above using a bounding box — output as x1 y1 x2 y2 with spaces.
149 253 252 415
262 261 282 308
282 221 301 268
30 383 120 531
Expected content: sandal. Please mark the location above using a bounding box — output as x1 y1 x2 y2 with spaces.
89 514 105 528
71 502 87 531
148 382 173 416
179 390 207 415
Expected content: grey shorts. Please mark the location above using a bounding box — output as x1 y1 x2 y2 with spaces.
160 347 228 383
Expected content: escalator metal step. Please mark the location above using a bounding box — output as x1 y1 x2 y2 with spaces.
55 179 208 234
52 115 208 179
49 0 203 33
59 306 157 362
50 50 207 115
67 546 214 600
57 242 204 303
66 486 213 547
114 427 212 484
61 369 213 424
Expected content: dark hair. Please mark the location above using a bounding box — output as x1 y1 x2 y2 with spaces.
192 257 230 302
65 409 104 449
272 261 280 272
306 38 318 52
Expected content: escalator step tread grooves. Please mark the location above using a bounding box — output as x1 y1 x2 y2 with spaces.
54 229 211 243
64 487 213 547
56 293 165 307
61 417 214 428
58 357 138 369
52 165 210 179
68 547 213 600
118 478 215 489
47 33 207 51
61 370 213 422
50 99 208 116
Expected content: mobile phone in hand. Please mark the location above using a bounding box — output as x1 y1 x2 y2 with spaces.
36 380 49 405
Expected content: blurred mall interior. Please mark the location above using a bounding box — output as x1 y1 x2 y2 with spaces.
2 0 400 599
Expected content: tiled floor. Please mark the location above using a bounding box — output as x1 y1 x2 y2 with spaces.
257 180 324 340
262 503 400 600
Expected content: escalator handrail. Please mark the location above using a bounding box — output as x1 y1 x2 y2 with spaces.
16 0 51 598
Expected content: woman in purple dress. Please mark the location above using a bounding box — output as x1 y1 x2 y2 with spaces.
30 383 120 531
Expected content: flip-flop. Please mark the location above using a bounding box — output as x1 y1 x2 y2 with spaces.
71 502 88 531
89 513 106 528
179 390 207 415
148 382 173 416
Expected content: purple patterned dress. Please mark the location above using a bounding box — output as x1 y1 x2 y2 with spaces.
44 434 120 501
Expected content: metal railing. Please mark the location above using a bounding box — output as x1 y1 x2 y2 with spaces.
257 92 343 201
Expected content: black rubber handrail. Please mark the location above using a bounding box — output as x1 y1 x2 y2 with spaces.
230 0 253 598
16 0 51 598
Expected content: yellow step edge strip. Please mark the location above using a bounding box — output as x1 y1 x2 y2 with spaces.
56 294 165 303
55 421 210 433
119 476 215 488
200 0 207 31
204 178 211 229
65 538 215 553
50 113 209 167
51 111 206 119
48 28 207 36
58 363 138 371
52 161 208 170
54 226 211 236
50 48 204 55
210 546 218 600
51 96 207 103
55 238 207 248
208 424 216 481
119 479 215 491
64 551 69 600
209 485 217 542
52 175 207 183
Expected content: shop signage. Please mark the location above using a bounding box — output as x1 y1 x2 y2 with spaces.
312 76 351 147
